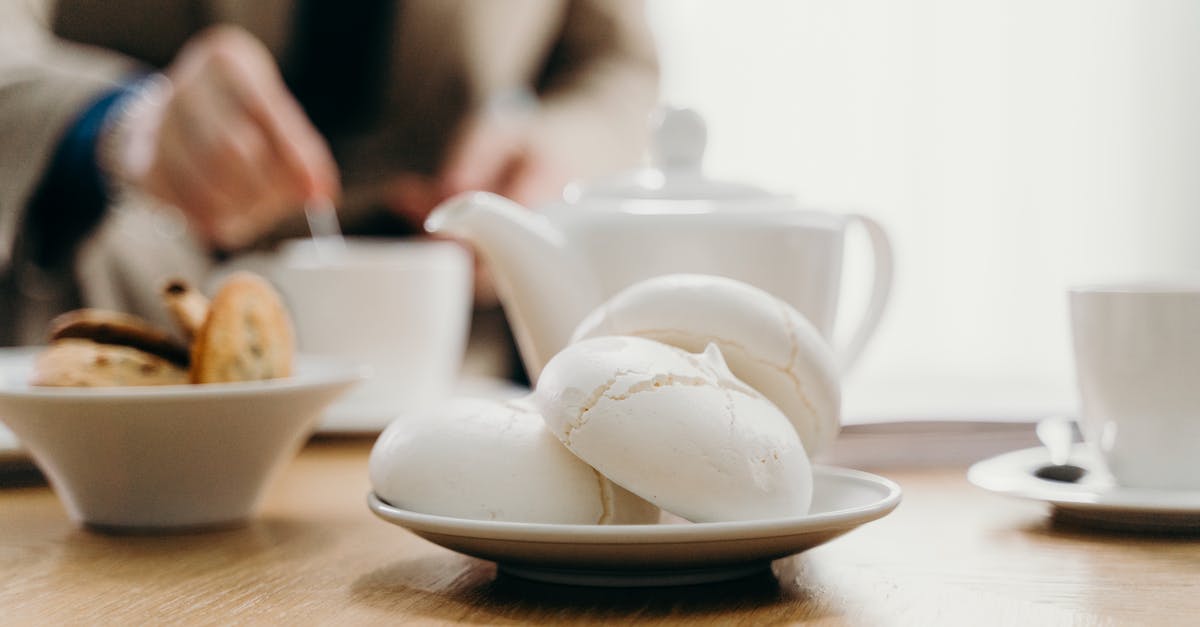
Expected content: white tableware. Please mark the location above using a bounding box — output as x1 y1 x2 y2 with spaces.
0 423 24 467
969 445 1200 531
0 351 362 530
0 348 36 468
425 108 892 379
273 238 473 432
368 465 901 587
1070 284 1200 490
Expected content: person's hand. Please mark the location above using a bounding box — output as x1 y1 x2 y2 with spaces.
385 111 567 228
384 106 568 308
109 25 339 250
438 112 566 208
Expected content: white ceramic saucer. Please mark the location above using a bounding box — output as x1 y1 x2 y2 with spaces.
969 446 1200 531
368 465 901 587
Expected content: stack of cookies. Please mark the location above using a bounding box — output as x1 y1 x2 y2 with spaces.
31 272 295 387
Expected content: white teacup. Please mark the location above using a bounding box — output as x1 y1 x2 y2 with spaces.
1070 284 1200 490
273 238 473 431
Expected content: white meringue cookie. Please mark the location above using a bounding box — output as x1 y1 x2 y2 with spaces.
369 398 659 524
532 336 813 522
571 274 840 457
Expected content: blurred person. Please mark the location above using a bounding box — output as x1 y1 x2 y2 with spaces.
0 0 658 365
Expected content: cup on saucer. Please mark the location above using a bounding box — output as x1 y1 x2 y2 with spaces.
273 237 473 432
1070 283 1200 490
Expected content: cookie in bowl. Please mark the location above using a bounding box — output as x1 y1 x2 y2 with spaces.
190 272 295 384
32 308 191 387
29 272 296 388
2 271 362 531
31 338 189 387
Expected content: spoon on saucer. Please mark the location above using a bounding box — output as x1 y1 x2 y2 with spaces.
1033 416 1087 483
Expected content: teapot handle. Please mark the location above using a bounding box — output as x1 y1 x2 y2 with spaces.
836 214 894 373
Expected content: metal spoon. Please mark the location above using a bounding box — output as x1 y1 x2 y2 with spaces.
303 197 347 262
1033 416 1087 483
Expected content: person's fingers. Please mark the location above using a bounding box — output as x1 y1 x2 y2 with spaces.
171 157 236 228
148 104 293 252
254 155 301 221
154 150 232 243
153 118 222 214
492 153 531 202
173 89 273 207
439 120 517 197
228 123 278 205
387 173 442 228
211 51 339 202
494 150 561 207
161 114 281 250
146 24 344 249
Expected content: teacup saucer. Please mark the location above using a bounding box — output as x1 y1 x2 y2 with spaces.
968 446 1200 531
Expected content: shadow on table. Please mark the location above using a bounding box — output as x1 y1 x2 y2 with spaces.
1022 509 1200 540
0 464 45 488
55 517 334 581
351 554 828 624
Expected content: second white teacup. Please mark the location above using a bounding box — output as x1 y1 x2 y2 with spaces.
1070 283 1200 490
273 238 473 431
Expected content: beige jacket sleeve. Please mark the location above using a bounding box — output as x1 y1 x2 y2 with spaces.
531 0 660 177
0 1 133 272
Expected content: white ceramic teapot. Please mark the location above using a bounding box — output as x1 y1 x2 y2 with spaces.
426 108 893 382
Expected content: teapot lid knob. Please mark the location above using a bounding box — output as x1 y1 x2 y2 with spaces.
650 107 707 170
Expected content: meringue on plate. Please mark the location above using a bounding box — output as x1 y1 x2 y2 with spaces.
369 397 658 524
572 274 841 458
532 336 813 523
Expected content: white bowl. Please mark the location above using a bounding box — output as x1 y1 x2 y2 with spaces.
0 350 362 531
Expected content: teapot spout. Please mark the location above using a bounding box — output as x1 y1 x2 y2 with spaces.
425 192 601 382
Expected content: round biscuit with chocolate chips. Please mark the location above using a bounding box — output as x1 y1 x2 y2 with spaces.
30 338 189 387
48 308 190 368
190 271 295 383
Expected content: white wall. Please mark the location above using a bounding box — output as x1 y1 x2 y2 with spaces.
647 0 1200 418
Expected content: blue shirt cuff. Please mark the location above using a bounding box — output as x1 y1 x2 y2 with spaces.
27 78 141 266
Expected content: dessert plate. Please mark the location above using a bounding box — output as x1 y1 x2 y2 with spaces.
968 446 1200 531
368 466 901 587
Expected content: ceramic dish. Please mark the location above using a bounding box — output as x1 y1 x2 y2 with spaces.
0 423 26 469
968 445 1200 531
0 349 363 530
369 465 901 586
0 348 38 467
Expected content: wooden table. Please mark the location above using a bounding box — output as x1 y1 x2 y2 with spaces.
2 439 1198 625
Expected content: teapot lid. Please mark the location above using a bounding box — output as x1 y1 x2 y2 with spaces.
563 107 786 205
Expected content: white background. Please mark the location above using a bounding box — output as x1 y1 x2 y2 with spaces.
646 0 1200 420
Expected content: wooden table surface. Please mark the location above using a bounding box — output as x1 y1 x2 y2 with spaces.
2 438 1198 625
